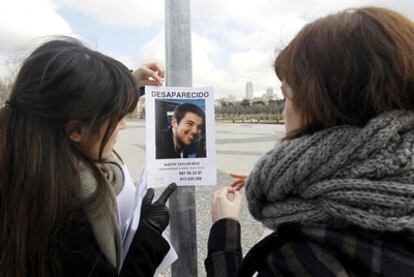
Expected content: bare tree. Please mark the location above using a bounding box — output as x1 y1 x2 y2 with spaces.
0 76 13 106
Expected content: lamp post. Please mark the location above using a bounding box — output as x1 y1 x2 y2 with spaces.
165 0 198 276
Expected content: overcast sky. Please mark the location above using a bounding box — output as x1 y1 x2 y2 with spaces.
0 0 413 99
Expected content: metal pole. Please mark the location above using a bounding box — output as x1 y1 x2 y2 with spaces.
165 0 198 276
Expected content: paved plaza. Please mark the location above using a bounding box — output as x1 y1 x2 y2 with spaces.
116 120 285 276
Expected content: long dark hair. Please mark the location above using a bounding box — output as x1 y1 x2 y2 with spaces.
0 37 138 276
275 7 414 139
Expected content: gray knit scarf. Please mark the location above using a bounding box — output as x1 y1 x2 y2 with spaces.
246 110 414 233
78 154 124 271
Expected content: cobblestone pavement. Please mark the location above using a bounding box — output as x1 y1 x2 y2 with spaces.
116 120 285 276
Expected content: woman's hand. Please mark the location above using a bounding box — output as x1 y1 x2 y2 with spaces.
132 63 165 87
229 173 248 190
140 183 177 233
211 187 242 223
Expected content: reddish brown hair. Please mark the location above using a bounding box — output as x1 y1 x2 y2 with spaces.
275 7 414 139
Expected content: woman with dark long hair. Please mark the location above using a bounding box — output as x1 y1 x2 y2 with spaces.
206 7 414 276
0 37 174 276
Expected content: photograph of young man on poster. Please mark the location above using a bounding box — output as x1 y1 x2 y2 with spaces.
155 100 206 159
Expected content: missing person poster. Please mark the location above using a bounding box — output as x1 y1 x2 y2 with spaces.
145 86 216 188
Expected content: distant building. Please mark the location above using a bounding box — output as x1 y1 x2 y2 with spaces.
262 87 277 103
214 99 223 107
215 95 237 107
245 81 253 100
252 96 264 104
266 87 274 97
226 95 237 103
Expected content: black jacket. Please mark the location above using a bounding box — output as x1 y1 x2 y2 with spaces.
58 210 170 276
205 219 414 276
156 127 206 159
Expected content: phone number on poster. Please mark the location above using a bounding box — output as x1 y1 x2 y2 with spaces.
179 170 202 181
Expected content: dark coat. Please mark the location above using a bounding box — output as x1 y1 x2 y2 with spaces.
156 127 206 159
58 209 170 277
205 219 414 277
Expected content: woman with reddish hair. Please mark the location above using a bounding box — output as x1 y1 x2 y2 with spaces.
207 7 414 276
